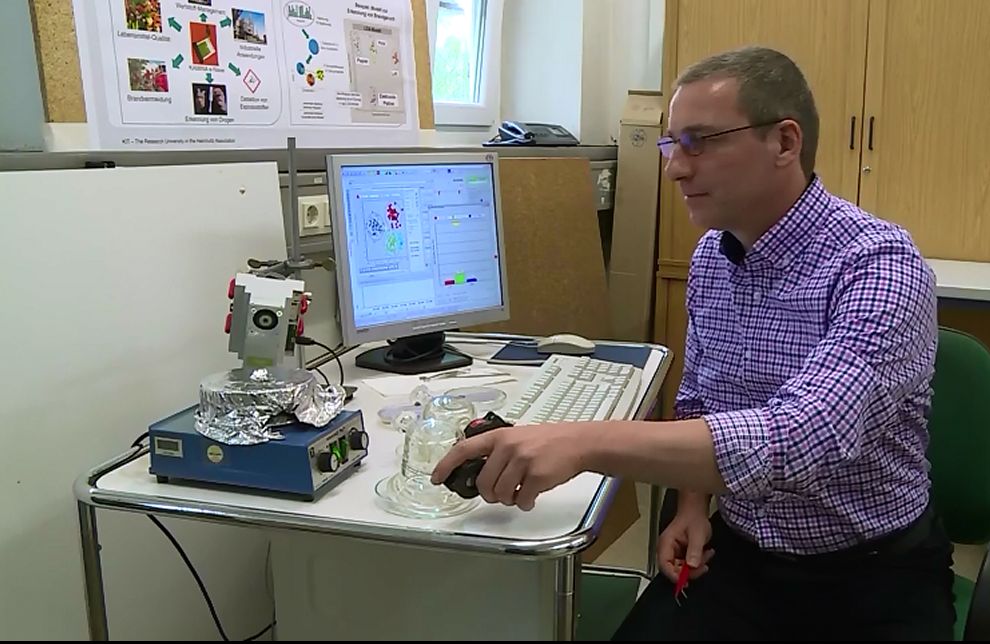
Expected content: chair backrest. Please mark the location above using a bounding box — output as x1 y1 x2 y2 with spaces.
927 327 990 544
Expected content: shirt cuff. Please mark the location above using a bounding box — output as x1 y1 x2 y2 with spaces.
674 405 705 421
704 408 775 498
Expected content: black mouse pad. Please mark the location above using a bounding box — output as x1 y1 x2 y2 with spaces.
489 341 652 369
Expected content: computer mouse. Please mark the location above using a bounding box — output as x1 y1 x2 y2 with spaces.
443 412 514 499
536 333 596 355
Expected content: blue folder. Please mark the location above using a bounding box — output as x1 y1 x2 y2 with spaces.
490 341 652 369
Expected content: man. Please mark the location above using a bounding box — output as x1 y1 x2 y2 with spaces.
431 46 954 639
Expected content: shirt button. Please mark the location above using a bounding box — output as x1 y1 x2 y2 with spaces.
745 349 752 361
752 288 762 304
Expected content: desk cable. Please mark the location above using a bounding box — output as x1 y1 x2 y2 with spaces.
310 365 331 388
129 433 276 641
298 336 345 385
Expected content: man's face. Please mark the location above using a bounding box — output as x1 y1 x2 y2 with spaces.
212 87 226 111
663 77 780 232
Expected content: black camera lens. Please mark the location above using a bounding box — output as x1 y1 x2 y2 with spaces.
253 309 279 330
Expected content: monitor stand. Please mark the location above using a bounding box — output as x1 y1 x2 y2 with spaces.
354 332 471 375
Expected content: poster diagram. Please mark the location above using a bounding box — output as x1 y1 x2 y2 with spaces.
112 0 280 128
281 3 407 127
73 0 417 150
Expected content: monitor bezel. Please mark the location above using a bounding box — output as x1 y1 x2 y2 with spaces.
326 151 511 347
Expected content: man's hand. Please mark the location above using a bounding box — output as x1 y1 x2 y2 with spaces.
430 422 595 511
658 503 714 584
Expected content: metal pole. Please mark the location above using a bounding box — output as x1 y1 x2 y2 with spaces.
648 485 661 578
285 136 308 370
553 555 577 641
77 501 109 640
286 136 302 268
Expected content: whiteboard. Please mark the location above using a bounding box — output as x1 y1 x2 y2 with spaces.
0 162 287 639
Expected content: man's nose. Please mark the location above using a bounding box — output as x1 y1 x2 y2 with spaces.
664 146 692 182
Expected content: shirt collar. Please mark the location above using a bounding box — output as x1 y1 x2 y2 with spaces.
719 174 831 269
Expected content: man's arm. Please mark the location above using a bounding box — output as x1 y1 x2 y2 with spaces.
433 237 936 509
673 268 707 422
589 237 937 496
697 237 937 499
431 416 727 510
670 270 714 511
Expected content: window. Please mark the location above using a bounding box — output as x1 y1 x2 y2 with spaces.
427 0 502 127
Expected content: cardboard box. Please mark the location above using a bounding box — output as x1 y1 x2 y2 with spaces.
608 90 665 342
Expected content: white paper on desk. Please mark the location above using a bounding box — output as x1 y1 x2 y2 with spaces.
363 368 516 398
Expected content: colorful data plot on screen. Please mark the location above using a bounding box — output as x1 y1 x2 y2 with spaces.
443 271 478 286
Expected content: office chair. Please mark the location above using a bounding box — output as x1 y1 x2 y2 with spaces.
926 327 990 641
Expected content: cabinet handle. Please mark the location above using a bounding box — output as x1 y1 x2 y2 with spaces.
868 116 875 151
849 116 856 150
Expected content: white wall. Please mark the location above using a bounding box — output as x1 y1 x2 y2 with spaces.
499 0 664 145
499 0 584 140
0 0 45 151
604 0 665 141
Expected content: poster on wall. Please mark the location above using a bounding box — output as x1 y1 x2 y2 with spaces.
72 0 419 150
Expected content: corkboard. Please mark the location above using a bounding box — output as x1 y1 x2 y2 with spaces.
468 157 613 339
30 0 85 122
410 0 434 130
29 0 435 129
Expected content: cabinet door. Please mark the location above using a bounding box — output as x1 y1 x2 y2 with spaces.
859 0 990 262
659 0 870 265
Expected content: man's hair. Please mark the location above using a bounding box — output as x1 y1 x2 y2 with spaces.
675 46 819 179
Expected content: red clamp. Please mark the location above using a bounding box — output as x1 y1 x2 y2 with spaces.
673 562 693 606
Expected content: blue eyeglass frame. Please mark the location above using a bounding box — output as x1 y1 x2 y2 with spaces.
657 119 786 158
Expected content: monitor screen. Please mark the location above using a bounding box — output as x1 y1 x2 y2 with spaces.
327 152 510 351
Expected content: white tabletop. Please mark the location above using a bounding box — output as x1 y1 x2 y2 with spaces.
89 335 670 554
927 259 990 302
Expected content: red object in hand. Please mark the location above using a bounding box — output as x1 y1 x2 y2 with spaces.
300 296 309 315
227 277 235 299
296 316 304 336
224 312 232 334
673 562 693 603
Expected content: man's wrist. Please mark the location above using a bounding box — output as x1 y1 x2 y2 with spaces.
677 490 712 516
578 420 610 473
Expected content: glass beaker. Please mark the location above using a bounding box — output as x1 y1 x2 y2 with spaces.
375 414 479 519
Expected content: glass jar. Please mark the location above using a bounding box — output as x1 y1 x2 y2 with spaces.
375 411 479 519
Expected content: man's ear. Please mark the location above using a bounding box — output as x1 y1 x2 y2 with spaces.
775 119 803 169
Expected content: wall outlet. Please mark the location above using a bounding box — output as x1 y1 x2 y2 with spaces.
298 195 329 236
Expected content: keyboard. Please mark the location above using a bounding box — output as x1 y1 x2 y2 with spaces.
501 355 642 425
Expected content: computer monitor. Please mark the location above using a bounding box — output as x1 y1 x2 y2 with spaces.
326 152 510 375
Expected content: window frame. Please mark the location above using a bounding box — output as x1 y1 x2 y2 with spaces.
425 0 503 127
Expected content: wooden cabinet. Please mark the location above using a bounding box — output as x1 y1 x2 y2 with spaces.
859 1 990 262
655 0 990 417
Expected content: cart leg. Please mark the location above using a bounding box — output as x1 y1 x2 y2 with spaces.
78 501 109 641
554 554 577 641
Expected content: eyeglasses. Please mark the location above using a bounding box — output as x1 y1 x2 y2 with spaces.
657 119 786 158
